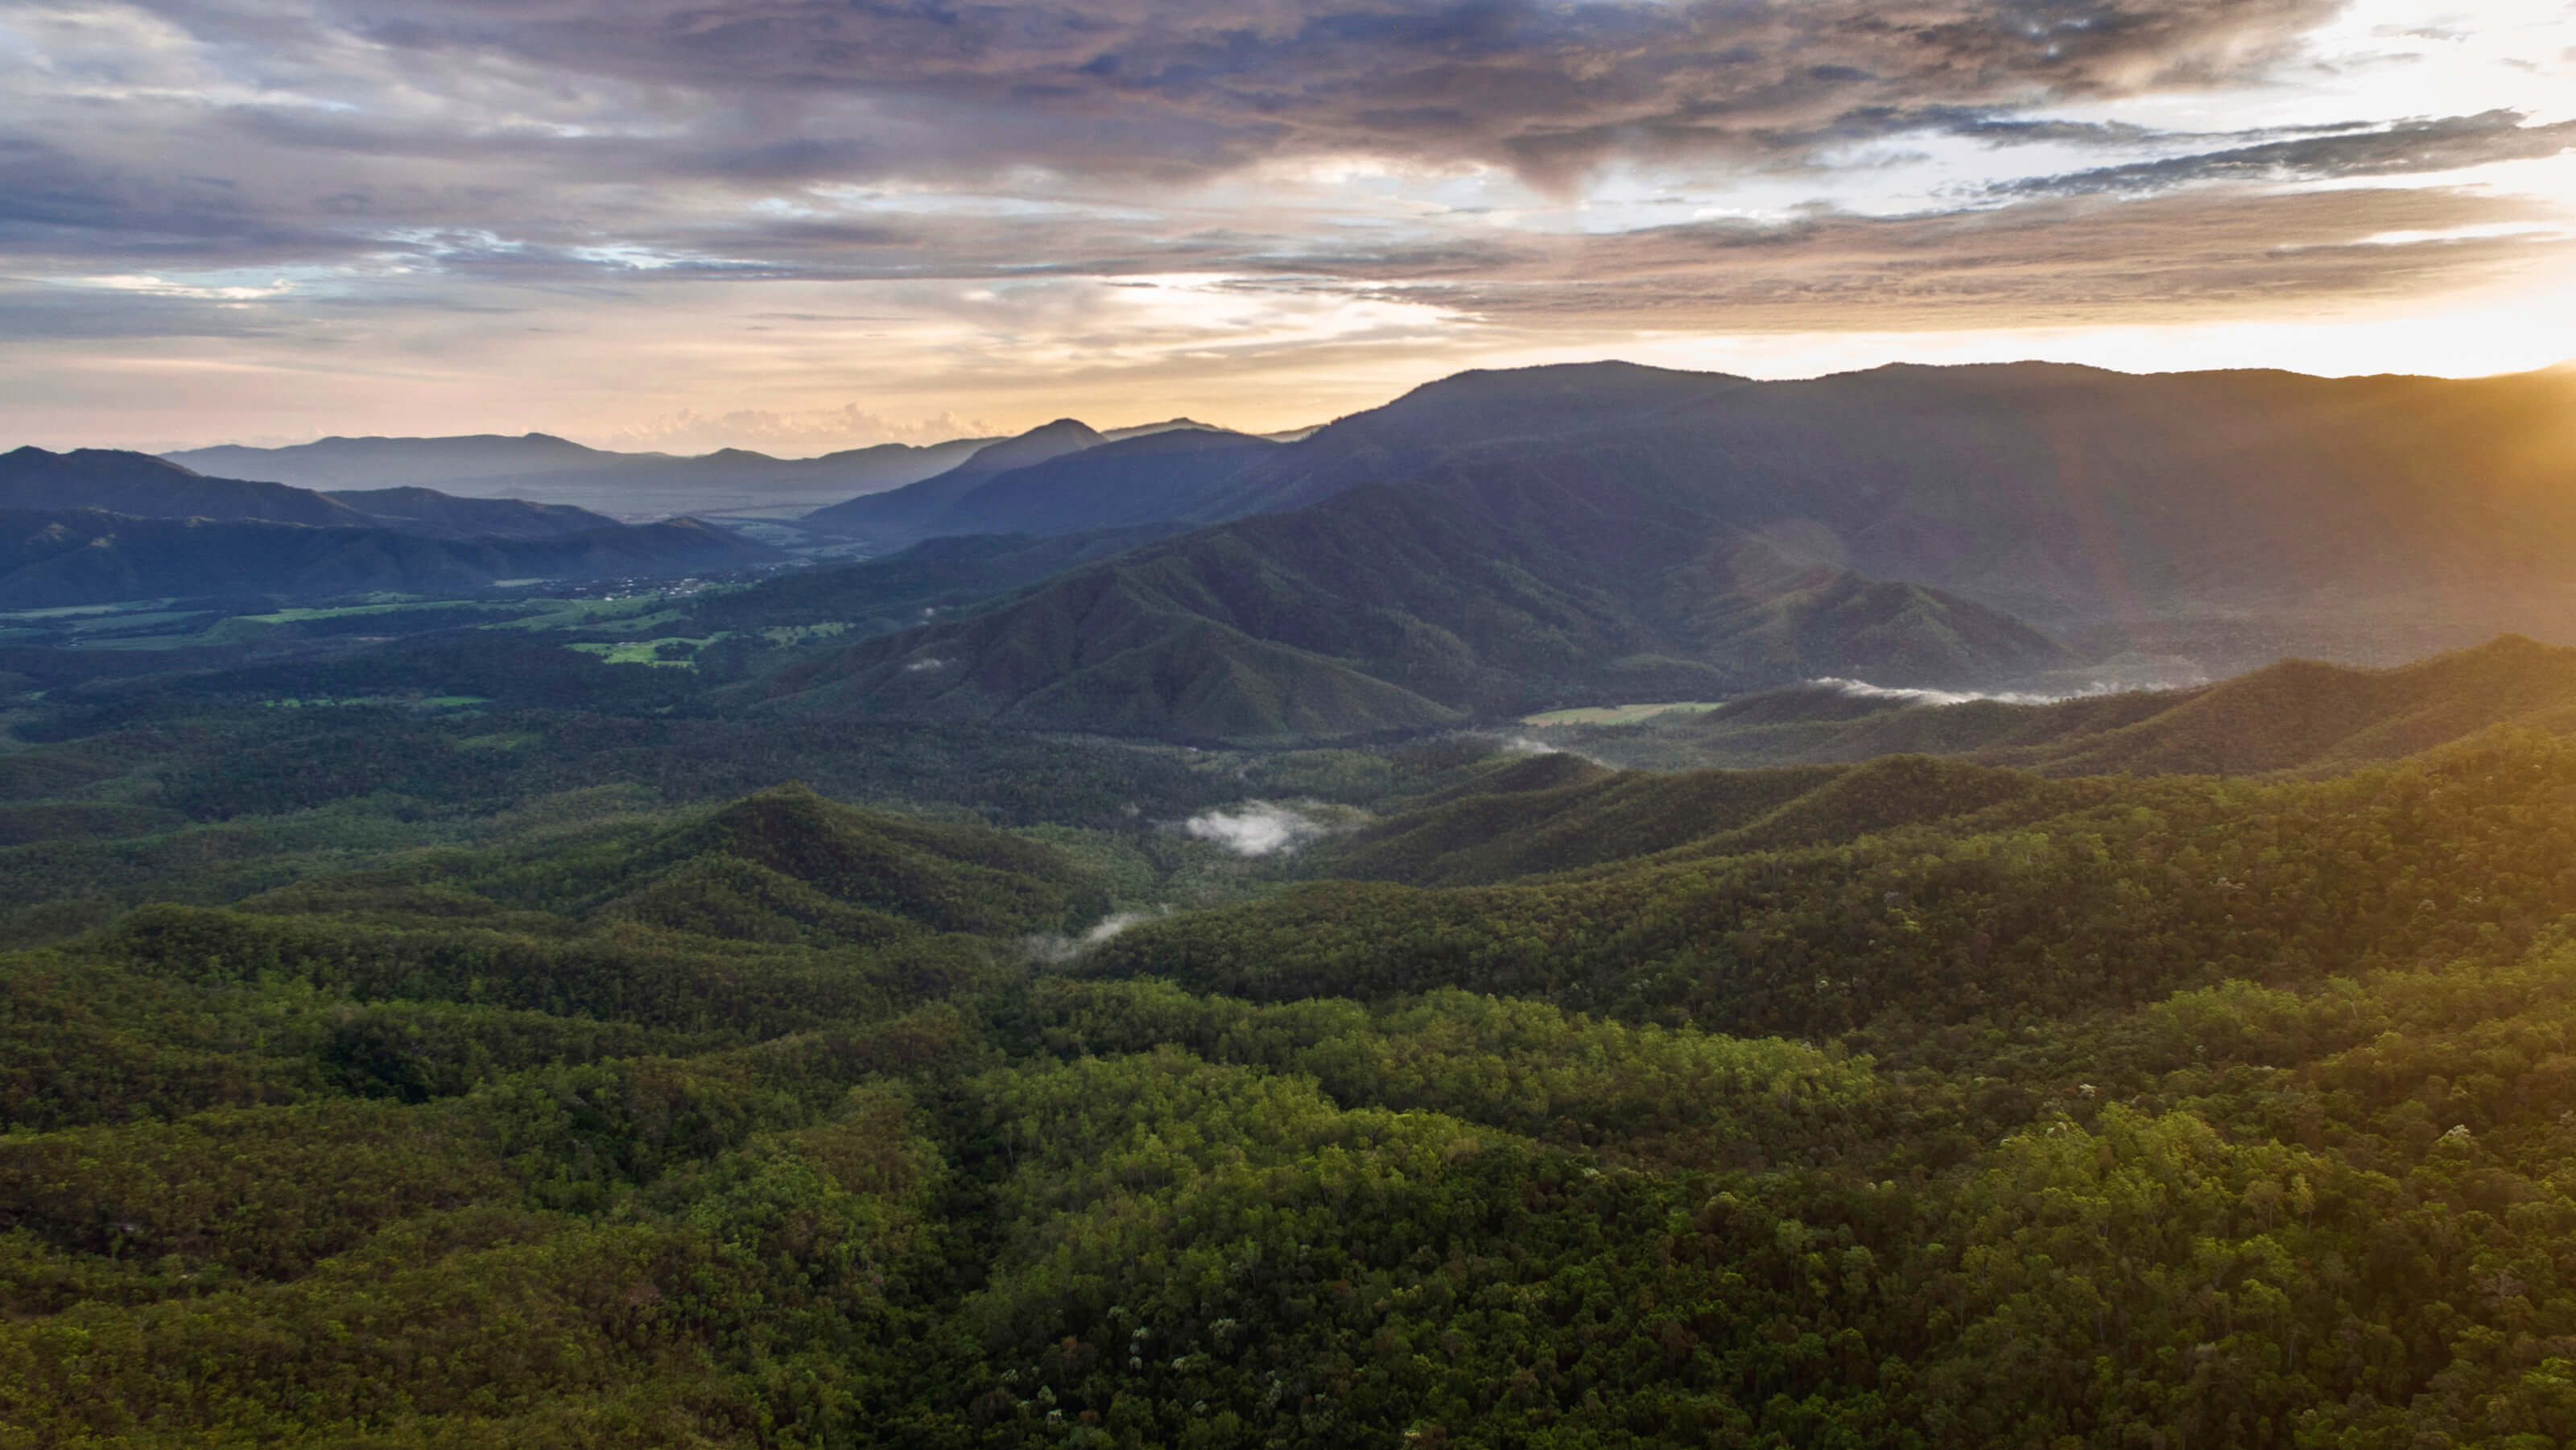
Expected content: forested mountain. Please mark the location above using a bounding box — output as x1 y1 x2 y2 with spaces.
0 510 782 608
782 361 2576 676
167 432 1000 517
2 446 376 527
763 462 2076 741
15 650 2576 1445
2 446 623 538
714 361 2576 743
1559 634 2576 774
1183 361 2576 669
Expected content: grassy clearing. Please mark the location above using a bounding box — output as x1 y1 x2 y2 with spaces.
566 637 717 668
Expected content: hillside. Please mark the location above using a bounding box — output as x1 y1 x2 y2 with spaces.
763 465 2075 741
316 486 621 539
1319 752 2037 887
799 419 1106 537
0 510 782 608
240 783 1102 947
683 524 1188 639
2 448 374 529
1556 635 2576 775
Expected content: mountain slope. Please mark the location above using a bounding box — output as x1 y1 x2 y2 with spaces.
1 448 625 538
906 428 1276 541
0 510 782 608
1558 635 2576 776
1142 360 2576 671
801 419 1105 537
317 486 621 539
684 524 1190 639
799 426 1276 546
1 448 374 529
762 465 2074 741
1319 754 2038 888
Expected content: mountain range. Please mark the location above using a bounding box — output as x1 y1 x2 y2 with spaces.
159 418 1260 521
1 448 622 538
49 357 2576 742
706 360 2576 739
0 447 780 608
163 432 1000 519
754 466 2075 741
0 510 778 610
789 363 2576 632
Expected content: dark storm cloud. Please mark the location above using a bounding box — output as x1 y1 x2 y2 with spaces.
3 0 2567 357
2001 109 2576 195
121 0 2343 186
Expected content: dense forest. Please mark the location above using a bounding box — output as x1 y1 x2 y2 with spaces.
3 632 2576 1448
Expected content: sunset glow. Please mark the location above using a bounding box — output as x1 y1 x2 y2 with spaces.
6 0 2574 451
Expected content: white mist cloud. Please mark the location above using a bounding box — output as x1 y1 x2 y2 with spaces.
1025 909 1166 965
1806 677 2071 708
1183 801 1327 858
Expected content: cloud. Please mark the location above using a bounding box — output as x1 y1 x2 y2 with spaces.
1183 800 1329 857
246 0 2344 187
1363 184 2572 329
1024 907 1166 964
5 0 2574 445
1806 676 2068 708
2000 110 2576 196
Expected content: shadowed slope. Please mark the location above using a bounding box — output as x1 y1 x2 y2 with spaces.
0 510 781 608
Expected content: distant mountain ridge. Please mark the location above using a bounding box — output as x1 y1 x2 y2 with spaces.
0 509 782 609
1 447 621 539
164 432 1001 517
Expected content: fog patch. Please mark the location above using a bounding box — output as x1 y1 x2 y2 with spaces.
1183 801 1328 857
1485 732 1612 767
1026 909 1166 965
1807 676 2068 708
902 657 952 673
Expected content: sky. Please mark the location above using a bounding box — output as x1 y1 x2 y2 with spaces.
4 0 2575 455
